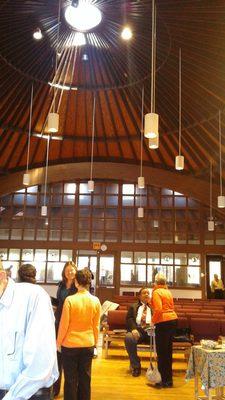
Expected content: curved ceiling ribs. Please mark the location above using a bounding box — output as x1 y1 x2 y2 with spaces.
0 0 225 193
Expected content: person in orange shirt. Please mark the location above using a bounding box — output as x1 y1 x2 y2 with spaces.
151 273 177 388
57 268 101 400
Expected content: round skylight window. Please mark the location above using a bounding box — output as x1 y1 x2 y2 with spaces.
65 3 102 32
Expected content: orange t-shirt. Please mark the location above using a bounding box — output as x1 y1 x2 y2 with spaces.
57 290 101 348
152 285 177 324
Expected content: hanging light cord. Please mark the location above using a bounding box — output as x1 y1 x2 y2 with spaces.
90 95 96 181
140 86 144 177
210 160 213 219
150 0 156 113
43 136 50 207
26 83 34 173
53 0 61 113
179 48 182 156
219 110 223 196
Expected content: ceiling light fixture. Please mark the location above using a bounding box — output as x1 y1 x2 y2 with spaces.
149 135 159 149
175 48 184 171
121 26 133 41
208 160 214 231
33 28 43 40
65 3 102 31
138 87 145 190
217 110 225 208
88 94 96 192
41 136 50 217
48 0 61 133
23 84 34 186
144 0 159 140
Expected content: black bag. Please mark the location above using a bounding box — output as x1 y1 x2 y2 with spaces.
173 327 191 343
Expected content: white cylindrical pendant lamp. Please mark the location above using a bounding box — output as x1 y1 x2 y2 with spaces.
149 135 159 149
88 180 94 192
48 112 59 133
175 155 184 170
208 220 215 231
41 205 48 216
23 173 30 186
218 195 225 208
138 207 144 218
144 113 159 139
138 176 145 189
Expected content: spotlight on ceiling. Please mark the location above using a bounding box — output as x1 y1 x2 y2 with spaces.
33 28 43 40
65 3 102 31
82 53 89 61
121 26 133 41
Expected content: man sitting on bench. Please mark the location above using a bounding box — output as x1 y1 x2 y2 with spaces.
125 287 151 377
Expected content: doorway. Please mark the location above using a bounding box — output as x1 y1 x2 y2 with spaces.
76 250 117 303
206 255 225 299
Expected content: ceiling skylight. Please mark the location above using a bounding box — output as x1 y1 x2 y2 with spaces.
65 2 102 32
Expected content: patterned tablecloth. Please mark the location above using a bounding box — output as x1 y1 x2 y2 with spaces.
186 345 225 394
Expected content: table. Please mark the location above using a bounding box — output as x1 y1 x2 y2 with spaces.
186 345 225 400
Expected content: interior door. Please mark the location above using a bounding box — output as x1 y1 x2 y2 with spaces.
96 254 116 303
206 255 224 298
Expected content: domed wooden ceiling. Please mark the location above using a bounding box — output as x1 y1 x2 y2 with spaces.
0 0 225 193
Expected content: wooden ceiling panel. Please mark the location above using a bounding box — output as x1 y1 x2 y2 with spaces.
0 0 224 189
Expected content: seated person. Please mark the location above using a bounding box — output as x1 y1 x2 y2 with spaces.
124 287 151 377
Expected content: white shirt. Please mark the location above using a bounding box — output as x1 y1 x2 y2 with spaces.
0 279 58 400
136 303 151 326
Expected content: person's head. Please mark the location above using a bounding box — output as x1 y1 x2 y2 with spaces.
138 287 150 303
75 268 92 289
62 261 77 284
18 263 36 284
155 273 167 286
214 274 219 281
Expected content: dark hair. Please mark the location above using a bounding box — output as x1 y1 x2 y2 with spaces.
18 263 36 284
75 268 92 287
62 261 77 285
138 287 149 296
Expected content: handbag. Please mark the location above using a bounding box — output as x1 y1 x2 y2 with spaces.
146 328 161 384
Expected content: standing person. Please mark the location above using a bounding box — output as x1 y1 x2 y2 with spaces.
0 266 58 400
54 261 77 397
57 268 101 400
151 273 177 388
211 274 224 299
125 287 151 377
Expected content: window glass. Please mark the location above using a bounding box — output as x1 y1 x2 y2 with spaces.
147 252 160 264
9 249 20 260
79 195 91 206
61 249 73 261
122 196 134 206
161 253 173 264
0 249 8 260
106 183 118 194
64 183 76 194
34 249 47 261
188 254 201 265
22 249 34 261
2 261 19 280
79 183 89 193
99 256 114 286
121 252 133 263
134 252 146 264
48 249 60 261
174 253 187 265
46 262 64 282
122 184 134 195
63 195 75 206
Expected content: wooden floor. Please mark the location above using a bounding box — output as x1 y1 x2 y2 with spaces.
55 345 198 400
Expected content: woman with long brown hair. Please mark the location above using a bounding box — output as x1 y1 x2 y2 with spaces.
54 261 77 396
